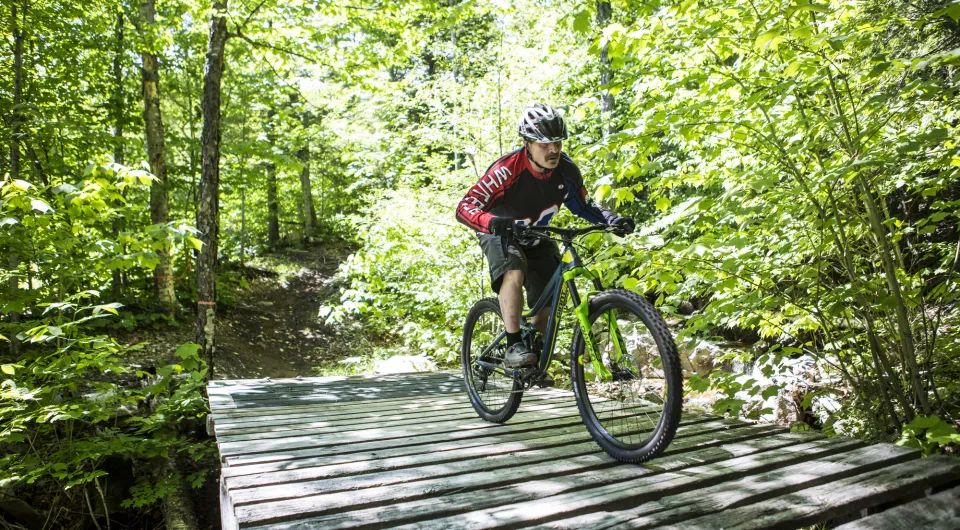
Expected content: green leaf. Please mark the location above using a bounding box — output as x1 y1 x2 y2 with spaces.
572 10 591 34
755 29 782 50
1 364 15 375
784 60 801 76
905 415 941 430
595 184 612 201
187 236 204 251
713 398 747 415
623 277 639 291
656 197 671 212
895 434 924 450
761 386 779 399
175 343 202 360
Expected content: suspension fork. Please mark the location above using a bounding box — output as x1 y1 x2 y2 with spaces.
567 270 613 381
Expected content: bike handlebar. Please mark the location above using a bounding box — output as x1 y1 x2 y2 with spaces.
513 223 615 241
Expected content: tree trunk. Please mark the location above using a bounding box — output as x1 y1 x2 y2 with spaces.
266 160 279 247
297 111 315 242
112 10 125 301
596 1 616 142
140 0 176 316
858 175 930 414
8 0 26 357
113 11 125 166
11 0 24 182
185 43 199 223
265 109 280 248
197 0 228 378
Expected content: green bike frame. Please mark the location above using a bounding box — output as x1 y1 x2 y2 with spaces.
474 234 626 382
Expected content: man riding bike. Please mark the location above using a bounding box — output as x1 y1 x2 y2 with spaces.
455 102 635 369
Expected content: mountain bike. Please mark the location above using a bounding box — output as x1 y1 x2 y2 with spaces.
461 224 682 463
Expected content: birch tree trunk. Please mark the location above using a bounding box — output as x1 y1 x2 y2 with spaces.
197 0 228 377
8 0 26 357
297 111 315 242
266 110 280 248
111 10 125 301
140 0 176 316
267 160 280 247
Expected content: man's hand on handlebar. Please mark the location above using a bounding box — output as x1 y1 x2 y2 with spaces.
611 217 635 236
488 217 515 237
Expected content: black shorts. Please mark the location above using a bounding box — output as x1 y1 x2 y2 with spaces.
478 234 561 309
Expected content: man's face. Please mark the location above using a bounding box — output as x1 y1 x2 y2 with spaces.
526 140 562 172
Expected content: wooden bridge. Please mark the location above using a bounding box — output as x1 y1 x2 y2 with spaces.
207 371 960 529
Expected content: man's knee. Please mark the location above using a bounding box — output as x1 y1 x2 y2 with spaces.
501 269 525 288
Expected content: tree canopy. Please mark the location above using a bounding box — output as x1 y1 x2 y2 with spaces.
1 0 958 526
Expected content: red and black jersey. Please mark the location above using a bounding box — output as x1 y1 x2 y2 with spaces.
456 148 617 234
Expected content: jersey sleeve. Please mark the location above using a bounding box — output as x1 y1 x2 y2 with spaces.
455 159 516 233
562 159 618 225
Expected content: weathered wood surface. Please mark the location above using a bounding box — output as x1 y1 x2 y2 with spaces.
835 486 960 530
209 371 960 530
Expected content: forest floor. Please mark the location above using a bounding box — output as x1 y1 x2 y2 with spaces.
120 242 363 380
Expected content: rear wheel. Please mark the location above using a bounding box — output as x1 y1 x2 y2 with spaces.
462 298 523 423
571 289 682 463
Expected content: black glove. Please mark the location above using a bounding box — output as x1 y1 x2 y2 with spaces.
488 216 515 237
611 216 635 236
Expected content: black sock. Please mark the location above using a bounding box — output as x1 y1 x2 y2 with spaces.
506 331 522 347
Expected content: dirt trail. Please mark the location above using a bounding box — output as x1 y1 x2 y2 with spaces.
214 246 351 379
121 245 355 380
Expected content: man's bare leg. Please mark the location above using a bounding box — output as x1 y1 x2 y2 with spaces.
499 269 525 333
531 306 551 336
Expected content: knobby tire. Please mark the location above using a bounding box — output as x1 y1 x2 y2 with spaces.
462 298 523 423
571 289 683 463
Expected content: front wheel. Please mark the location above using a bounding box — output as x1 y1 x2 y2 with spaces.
571 289 683 463
461 298 523 423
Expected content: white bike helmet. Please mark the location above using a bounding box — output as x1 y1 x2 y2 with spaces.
518 103 568 143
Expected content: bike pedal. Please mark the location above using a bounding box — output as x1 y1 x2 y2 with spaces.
536 373 555 388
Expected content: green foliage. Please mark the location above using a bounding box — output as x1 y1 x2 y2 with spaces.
0 298 212 497
324 189 484 364
895 415 960 455
577 0 960 438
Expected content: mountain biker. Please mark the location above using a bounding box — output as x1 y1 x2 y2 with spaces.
455 102 635 368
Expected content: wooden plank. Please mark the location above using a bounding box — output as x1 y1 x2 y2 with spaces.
211 389 571 423
208 371 462 391
217 405 714 462
209 374 464 400
212 394 572 433
663 455 960 530
834 486 960 530
223 423 783 487
379 437 861 530
226 417 761 501
224 420 588 469
221 412 599 467
214 397 577 441
210 384 466 409
217 401 586 456
213 395 570 434
221 416 751 476
538 443 919 529
210 383 467 405
216 401 659 457
208 374 464 399
238 432 837 529
209 377 463 401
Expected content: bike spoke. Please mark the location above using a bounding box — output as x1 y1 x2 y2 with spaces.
582 305 669 449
